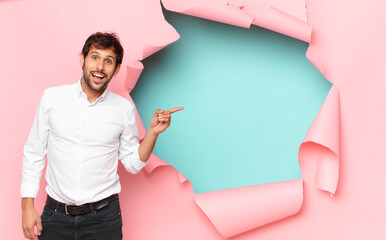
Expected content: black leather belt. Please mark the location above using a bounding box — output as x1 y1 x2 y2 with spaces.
46 194 119 216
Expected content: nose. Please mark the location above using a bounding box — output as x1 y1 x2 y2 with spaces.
95 59 105 71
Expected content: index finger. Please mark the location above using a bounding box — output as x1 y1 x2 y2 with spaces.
167 107 184 114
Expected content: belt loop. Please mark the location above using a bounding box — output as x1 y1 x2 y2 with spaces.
55 201 60 211
89 203 94 211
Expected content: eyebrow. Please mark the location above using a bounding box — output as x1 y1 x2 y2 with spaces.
90 51 116 61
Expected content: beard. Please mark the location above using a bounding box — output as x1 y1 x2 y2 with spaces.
83 71 111 92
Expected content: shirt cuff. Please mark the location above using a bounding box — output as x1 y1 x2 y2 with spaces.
20 183 40 198
134 144 148 167
121 144 148 174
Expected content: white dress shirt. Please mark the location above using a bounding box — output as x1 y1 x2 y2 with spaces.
21 78 147 205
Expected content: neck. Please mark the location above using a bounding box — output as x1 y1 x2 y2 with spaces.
81 77 105 103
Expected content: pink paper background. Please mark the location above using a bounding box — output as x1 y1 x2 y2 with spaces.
1 0 385 239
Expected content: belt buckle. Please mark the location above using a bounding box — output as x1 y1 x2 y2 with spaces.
64 204 75 215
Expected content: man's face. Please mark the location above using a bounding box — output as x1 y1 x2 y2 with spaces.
81 45 121 92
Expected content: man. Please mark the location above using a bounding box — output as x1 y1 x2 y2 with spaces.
21 32 183 240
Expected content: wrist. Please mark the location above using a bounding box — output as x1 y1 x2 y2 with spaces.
22 198 35 210
146 128 159 138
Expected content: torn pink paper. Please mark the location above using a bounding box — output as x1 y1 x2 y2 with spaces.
2 0 386 239
144 154 189 184
299 85 340 194
195 179 303 238
163 0 311 42
125 61 144 93
228 0 308 22
0 0 314 238
162 0 254 28
240 0 311 42
248 7 311 42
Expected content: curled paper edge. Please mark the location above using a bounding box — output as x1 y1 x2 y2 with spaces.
125 60 144 93
306 46 329 82
141 38 179 60
144 154 189 184
250 6 312 42
299 85 340 194
162 0 254 28
162 0 310 42
195 179 304 238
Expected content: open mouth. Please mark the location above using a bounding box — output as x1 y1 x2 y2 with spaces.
91 72 106 83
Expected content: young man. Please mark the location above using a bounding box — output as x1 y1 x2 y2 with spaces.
21 32 183 240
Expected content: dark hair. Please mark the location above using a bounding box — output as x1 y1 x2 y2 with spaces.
81 32 124 66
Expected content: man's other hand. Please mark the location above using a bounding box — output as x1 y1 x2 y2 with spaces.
22 198 42 240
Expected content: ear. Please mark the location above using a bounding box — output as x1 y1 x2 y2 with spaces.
80 54 85 68
113 64 121 76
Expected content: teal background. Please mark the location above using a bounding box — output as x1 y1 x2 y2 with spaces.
131 10 331 194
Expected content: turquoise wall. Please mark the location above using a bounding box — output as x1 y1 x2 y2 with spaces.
131 10 331 193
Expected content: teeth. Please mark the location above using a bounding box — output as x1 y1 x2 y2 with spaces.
92 73 104 78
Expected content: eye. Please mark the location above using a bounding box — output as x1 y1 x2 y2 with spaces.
105 59 113 64
91 55 98 60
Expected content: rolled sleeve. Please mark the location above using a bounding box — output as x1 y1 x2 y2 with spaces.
21 91 49 198
119 106 147 174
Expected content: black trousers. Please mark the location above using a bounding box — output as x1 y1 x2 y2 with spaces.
38 198 123 240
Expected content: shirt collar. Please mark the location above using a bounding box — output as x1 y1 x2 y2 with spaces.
76 77 110 103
